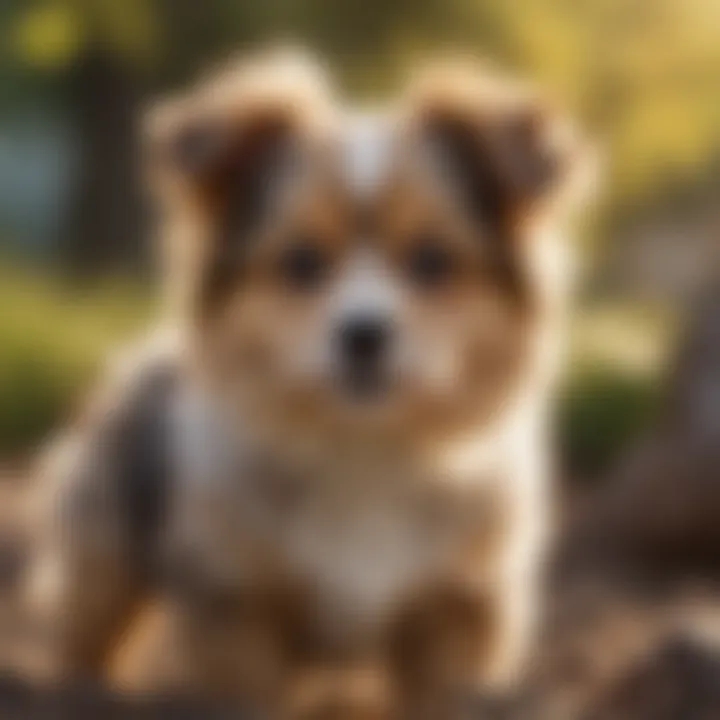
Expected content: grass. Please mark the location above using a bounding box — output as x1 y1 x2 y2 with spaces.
0 263 678 476
0 265 151 454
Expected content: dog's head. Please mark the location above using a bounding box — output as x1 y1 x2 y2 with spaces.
148 53 587 446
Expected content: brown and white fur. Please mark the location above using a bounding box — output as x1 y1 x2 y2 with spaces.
24 51 588 719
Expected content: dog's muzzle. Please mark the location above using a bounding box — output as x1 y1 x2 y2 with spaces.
335 315 393 399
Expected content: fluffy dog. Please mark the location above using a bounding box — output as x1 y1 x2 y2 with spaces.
24 51 588 718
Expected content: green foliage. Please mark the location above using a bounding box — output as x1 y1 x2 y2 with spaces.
0 267 150 453
558 364 660 480
12 0 160 71
559 302 675 479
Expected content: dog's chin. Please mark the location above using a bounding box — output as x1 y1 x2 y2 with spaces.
322 367 405 428
336 366 392 404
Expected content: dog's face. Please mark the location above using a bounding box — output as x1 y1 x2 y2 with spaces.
150 55 581 444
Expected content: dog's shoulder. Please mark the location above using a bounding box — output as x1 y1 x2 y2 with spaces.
35 328 183 571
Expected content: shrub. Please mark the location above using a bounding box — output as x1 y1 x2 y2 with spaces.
0 267 149 454
557 364 660 481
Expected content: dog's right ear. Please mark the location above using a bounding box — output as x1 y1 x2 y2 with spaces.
405 59 594 233
144 49 333 209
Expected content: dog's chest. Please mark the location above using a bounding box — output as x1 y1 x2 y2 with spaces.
289 479 429 617
266 457 495 641
172 391 504 642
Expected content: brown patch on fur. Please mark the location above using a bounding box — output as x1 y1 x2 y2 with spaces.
387 581 500 717
110 579 317 710
288 664 394 720
402 58 587 307
405 58 585 221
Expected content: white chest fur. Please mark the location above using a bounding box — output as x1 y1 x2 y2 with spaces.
281 460 451 638
170 385 535 645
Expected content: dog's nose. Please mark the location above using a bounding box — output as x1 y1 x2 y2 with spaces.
338 317 391 363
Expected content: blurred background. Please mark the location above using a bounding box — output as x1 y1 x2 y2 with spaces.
0 1 719 717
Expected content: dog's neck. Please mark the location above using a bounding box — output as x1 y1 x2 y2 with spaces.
171 353 549 497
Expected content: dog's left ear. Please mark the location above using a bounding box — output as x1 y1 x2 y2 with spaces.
408 61 592 232
144 48 334 212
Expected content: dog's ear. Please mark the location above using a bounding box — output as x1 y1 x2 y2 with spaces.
408 60 589 234
144 51 334 315
145 49 332 214
149 104 291 199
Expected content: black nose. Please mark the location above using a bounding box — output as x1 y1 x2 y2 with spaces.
339 317 391 363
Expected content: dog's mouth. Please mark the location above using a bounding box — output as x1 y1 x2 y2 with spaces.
336 362 393 403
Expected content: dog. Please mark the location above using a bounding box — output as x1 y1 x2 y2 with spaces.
24 50 588 718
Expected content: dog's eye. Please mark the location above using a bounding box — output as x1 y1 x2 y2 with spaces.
405 236 455 288
279 240 328 290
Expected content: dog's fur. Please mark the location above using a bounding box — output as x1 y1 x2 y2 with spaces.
24 51 587 718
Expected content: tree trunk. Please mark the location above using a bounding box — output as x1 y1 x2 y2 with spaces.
60 46 146 279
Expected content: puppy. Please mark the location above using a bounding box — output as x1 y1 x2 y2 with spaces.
24 51 587 718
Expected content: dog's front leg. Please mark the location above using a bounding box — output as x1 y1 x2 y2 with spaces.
388 536 542 718
24 433 140 680
388 581 505 719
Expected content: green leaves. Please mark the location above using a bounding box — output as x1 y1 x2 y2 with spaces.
12 0 161 72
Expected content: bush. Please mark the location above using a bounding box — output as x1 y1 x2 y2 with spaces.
0 267 149 454
557 365 660 481
557 302 675 480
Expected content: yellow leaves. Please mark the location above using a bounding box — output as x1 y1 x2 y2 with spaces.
609 82 719 206
94 0 160 68
13 0 161 72
14 3 84 70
